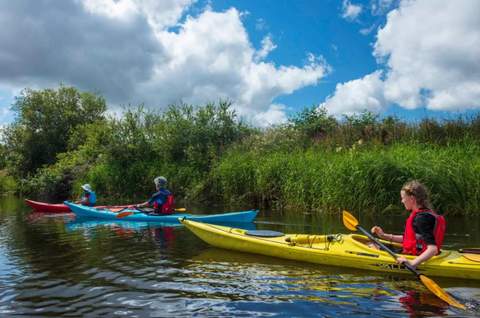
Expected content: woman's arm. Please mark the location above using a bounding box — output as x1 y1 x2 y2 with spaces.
397 244 438 268
371 226 402 243
384 233 402 243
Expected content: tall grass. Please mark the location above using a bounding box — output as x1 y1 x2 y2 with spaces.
209 142 480 215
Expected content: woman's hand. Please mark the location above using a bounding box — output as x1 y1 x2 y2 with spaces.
396 256 415 268
371 226 385 238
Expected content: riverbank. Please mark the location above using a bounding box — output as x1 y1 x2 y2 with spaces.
2 87 480 216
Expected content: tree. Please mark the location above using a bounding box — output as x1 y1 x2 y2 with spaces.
289 106 337 141
3 86 107 178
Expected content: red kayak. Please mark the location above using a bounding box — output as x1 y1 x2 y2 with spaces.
25 199 134 213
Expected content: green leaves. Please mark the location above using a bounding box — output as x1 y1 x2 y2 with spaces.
3 86 106 178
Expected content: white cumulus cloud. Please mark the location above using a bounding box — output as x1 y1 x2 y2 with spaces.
0 0 328 126
321 71 385 116
341 0 363 21
126 7 329 122
254 35 277 62
252 104 289 128
323 0 480 115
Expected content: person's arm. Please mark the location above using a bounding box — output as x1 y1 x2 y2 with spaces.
136 201 149 208
137 193 157 208
79 193 89 205
397 244 438 268
397 213 437 268
371 226 403 243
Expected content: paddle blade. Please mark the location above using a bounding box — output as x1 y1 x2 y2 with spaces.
174 208 186 212
342 210 359 232
419 275 466 309
116 211 134 218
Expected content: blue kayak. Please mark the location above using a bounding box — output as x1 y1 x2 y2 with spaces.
64 201 258 224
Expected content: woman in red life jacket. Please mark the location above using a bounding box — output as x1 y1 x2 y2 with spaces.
370 180 446 269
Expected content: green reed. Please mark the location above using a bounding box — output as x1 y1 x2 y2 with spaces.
210 142 480 215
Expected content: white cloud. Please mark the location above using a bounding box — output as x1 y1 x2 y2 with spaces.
255 18 267 31
322 0 480 115
370 0 397 16
254 35 277 62
0 106 14 126
321 71 386 116
139 8 328 123
251 104 289 128
376 0 480 110
0 1 328 127
81 0 194 31
341 0 362 21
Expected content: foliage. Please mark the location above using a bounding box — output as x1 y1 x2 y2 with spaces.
2 86 106 178
17 101 252 202
1 85 480 216
0 170 16 193
288 106 337 145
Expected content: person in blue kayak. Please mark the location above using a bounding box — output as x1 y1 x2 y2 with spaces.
75 184 97 206
136 176 175 215
370 180 446 269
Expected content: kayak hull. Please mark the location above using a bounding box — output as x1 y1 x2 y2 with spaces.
181 219 480 280
25 199 132 213
25 199 72 213
64 201 258 224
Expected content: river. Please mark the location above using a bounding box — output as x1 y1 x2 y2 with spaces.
0 196 479 317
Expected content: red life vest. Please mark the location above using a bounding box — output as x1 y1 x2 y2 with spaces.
402 209 446 255
158 194 175 214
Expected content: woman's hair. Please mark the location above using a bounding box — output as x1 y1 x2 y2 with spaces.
401 180 432 210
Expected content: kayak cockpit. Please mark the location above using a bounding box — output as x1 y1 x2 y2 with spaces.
349 234 452 260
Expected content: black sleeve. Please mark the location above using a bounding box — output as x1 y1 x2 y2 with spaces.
413 213 436 245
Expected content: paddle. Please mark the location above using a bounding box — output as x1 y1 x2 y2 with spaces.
116 207 187 218
342 210 465 310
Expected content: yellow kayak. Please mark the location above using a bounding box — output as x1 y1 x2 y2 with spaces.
181 219 480 280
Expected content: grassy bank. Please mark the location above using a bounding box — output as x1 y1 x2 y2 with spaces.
209 142 480 215
2 86 480 215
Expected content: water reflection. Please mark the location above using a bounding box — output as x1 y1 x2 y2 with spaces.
1 196 479 317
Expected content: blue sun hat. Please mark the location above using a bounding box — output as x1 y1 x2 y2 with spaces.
81 184 93 193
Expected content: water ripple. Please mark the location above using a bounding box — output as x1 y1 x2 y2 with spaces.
0 204 479 317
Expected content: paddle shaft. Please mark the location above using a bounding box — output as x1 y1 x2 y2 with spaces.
355 225 420 276
116 207 185 218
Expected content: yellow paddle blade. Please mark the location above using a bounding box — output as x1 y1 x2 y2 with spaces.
116 211 134 218
175 208 186 212
419 275 466 309
342 210 359 232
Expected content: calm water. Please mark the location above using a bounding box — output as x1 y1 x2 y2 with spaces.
1 196 479 317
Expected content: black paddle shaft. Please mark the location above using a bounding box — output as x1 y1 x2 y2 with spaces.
356 225 420 276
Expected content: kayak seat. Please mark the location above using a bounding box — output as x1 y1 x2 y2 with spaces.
245 230 284 237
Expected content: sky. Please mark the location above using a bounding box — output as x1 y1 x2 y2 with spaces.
0 0 479 127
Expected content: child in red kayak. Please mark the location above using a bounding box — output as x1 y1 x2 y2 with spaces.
370 180 446 268
136 176 175 215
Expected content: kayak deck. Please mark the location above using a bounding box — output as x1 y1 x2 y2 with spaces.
181 219 480 280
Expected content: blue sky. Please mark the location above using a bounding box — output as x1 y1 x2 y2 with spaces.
0 0 479 127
